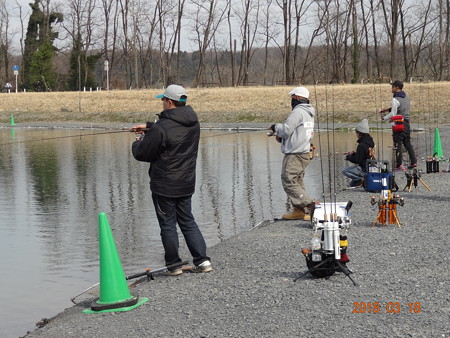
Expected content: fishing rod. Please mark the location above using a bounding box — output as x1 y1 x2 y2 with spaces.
70 260 188 304
0 126 265 146
0 128 134 146
312 74 328 207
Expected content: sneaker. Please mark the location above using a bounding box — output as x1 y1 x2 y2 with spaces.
394 164 406 172
407 163 417 170
192 260 213 273
350 179 364 187
164 268 183 276
282 207 306 220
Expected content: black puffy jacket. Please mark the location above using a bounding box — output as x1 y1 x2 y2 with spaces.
345 134 375 171
132 105 200 198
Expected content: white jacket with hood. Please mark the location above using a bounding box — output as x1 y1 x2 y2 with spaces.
274 103 315 154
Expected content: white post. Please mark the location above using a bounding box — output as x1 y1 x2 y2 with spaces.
104 60 109 91
13 65 19 93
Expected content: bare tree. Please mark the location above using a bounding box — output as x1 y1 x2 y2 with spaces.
370 0 382 79
359 0 372 81
236 0 260 86
192 0 227 87
0 0 11 83
300 0 328 83
155 0 184 86
350 0 360 83
141 3 159 86
291 0 313 83
261 0 276 85
401 0 434 81
380 0 403 79
14 0 28 76
437 0 450 80
61 0 99 90
100 0 119 88
226 0 236 86
321 0 352 83
276 0 292 84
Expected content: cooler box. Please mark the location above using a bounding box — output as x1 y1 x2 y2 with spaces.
365 172 393 192
364 160 392 192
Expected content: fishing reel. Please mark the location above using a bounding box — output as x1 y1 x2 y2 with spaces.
371 189 404 227
312 215 351 232
312 201 352 231
267 124 276 136
370 191 404 206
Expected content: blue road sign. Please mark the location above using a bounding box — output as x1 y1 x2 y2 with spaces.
13 65 19 71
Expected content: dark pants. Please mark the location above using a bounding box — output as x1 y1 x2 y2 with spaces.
393 119 417 167
152 193 209 267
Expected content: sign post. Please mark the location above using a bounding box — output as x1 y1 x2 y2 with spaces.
104 60 109 91
13 65 19 93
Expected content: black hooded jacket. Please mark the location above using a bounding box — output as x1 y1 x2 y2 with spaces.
345 134 375 171
132 105 200 197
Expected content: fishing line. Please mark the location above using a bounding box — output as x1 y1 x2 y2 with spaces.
325 84 333 203
416 81 424 161
424 84 430 157
312 75 328 212
332 84 338 212
0 129 131 146
427 83 433 156
375 81 383 161
0 127 264 146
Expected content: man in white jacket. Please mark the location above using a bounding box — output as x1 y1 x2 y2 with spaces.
270 87 315 221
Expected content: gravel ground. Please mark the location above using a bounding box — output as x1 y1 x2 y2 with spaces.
24 126 450 338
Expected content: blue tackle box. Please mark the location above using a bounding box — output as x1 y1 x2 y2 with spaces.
364 160 393 192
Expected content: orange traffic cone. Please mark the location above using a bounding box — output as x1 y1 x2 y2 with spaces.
84 212 148 313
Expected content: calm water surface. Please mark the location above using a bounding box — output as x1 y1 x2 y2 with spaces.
0 128 393 337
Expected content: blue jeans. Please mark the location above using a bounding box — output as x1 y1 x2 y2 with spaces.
342 165 364 187
152 193 209 266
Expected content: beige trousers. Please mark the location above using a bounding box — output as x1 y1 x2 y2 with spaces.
281 153 313 208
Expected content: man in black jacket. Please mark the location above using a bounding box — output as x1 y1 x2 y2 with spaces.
342 119 375 187
131 85 211 275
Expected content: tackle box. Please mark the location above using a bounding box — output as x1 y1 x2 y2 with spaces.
364 160 394 192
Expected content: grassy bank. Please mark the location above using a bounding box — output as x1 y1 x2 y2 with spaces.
1 82 449 124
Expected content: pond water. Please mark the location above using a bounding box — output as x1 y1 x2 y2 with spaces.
0 128 393 337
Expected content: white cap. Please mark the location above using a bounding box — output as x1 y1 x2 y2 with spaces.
156 84 187 102
289 87 309 99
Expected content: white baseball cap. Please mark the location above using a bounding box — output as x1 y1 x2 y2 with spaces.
156 84 187 102
289 87 309 99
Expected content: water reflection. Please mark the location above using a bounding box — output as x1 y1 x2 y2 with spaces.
0 128 393 337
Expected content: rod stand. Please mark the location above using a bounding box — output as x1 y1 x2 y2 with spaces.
294 255 357 286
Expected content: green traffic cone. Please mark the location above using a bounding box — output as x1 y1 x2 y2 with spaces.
10 114 16 126
84 212 148 314
433 127 444 158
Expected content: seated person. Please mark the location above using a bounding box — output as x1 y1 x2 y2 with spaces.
342 119 375 187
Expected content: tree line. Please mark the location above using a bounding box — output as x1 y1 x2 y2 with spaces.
1 0 449 92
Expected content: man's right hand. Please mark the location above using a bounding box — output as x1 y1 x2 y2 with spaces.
129 123 147 133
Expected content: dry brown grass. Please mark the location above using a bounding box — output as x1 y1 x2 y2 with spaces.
1 82 449 124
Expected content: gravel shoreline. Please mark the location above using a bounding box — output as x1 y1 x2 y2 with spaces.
24 125 450 338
